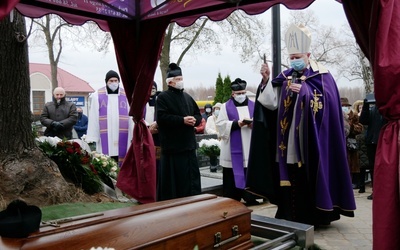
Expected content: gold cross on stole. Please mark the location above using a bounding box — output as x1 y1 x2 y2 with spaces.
310 89 323 118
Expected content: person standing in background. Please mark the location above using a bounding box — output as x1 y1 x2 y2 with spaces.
86 70 133 165
359 96 387 200
342 98 363 189
246 62 278 205
216 78 259 205
73 107 88 139
40 87 77 140
156 63 202 201
202 103 213 120
205 102 222 137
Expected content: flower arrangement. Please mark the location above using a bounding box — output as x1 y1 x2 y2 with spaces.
90 151 119 188
198 138 221 157
36 137 120 194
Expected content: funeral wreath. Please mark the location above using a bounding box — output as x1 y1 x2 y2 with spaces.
36 137 120 194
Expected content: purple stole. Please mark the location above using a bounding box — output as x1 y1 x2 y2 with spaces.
226 99 255 189
98 87 129 166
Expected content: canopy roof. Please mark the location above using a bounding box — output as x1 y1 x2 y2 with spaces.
12 0 318 30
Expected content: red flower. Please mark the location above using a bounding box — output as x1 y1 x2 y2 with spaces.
66 147 74 154
89 164 98 175
81 155 90 164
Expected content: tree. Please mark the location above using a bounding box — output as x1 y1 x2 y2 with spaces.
159 10 268 90
336 26 374 95
29 15 111 90
0 12 91 209
222 75 232 103
30 15 71 90
214 73 224 104
276 10 351 71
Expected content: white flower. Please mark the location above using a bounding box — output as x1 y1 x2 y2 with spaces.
36 136 62 147
199 138 220 148
198 138 221 157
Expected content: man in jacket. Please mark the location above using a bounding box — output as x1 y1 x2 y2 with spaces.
359 97 387 200
40 87 77 139
73 107 88 139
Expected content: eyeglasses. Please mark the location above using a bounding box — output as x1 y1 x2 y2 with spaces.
231 82 246 91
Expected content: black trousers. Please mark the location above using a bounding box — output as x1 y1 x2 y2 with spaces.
222 167 259 202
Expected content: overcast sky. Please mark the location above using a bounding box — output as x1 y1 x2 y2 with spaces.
28 0 357 92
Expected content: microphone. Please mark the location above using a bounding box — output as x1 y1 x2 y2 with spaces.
289 71 298 97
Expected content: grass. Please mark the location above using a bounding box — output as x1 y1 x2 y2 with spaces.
41 202 135 221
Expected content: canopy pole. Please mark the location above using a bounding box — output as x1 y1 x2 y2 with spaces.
271 4 281 78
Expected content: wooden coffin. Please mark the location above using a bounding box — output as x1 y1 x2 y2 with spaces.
0 194 253 250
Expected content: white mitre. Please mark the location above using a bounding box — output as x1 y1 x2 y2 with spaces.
285 24 311 54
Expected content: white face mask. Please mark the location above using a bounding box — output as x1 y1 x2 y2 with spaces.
108 82 119 91
174 81 184 90
234 94 246 104
214 110 220 117
205 108 212 113
342 107 350 113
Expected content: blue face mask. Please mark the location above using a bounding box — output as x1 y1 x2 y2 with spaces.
290 58 306 71
342 107 350 113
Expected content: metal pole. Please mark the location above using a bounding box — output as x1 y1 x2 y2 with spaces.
271 5 281 78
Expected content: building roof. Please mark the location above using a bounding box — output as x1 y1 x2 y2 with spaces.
29 63 95 93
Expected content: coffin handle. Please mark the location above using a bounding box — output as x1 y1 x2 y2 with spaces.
213 225 242 248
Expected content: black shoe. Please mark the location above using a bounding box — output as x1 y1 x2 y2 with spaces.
367 194 373 200
352 184 360 189
244 200 260 206
358 187 365 193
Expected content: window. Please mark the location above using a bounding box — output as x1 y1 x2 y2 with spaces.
32 91 45 115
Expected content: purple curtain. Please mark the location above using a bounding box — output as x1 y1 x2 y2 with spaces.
108 17 169 204
343 1 400 249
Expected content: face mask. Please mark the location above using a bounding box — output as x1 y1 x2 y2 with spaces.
205 108 211 113
290 58 306 71
234 94 246 104
174 81 184 90
342 107 350 113
214 110 220 117
108 83 119 91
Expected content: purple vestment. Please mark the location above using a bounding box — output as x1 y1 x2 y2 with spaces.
98 87 129 165
226 99 255 189
272 66 356 212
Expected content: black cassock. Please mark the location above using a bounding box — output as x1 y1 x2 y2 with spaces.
246 83 279 204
